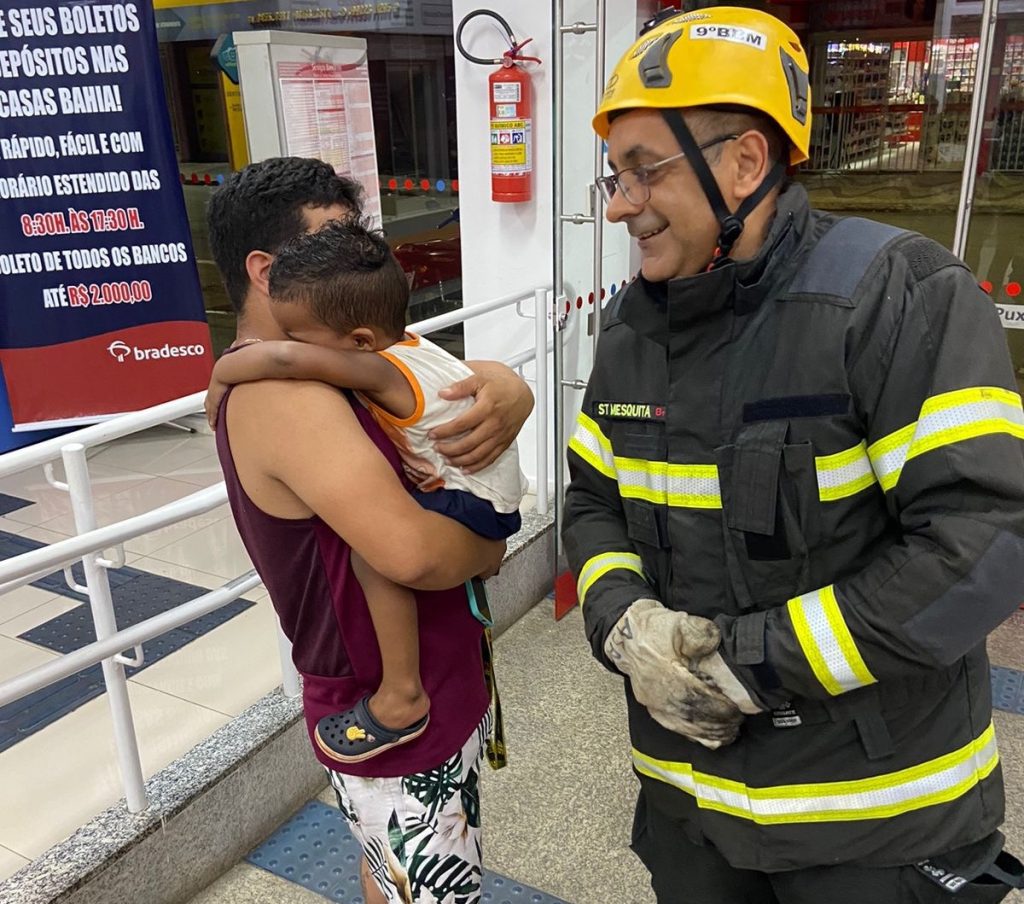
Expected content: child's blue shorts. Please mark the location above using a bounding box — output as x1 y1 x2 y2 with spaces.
412 487 521 540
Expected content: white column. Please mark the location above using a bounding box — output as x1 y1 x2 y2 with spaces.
453 0 642 495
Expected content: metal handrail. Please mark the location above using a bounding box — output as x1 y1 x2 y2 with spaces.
0 571 263 708
952 0 998 259
0 484 225 595
0 391 206 479
410 285 551 336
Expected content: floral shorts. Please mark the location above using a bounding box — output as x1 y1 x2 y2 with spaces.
325 712 491 904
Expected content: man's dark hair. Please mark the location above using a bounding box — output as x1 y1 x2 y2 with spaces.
206 157 363 314
268 219 409 341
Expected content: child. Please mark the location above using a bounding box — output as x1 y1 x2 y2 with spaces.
207 219 526 763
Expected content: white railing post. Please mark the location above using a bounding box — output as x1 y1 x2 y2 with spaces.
61 443 148 813
276 621 301 698
534 287 550 515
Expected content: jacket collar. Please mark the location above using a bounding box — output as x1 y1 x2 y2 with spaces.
617 183 812 345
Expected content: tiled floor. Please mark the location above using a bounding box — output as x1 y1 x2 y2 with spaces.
190 604 1024 904
0 425 282 876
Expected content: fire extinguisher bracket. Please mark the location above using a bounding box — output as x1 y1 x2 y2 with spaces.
456 9 540 204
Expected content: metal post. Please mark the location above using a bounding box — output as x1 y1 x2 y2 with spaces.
553 0 566 555
61 443 148 813
952 0 999 260
591 0 607 353
276 621 301 698
534 287 550 515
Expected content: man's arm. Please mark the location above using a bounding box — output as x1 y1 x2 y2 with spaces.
431 360 533 472
717 259 1024 708
562 373 657 671
227 379 504 589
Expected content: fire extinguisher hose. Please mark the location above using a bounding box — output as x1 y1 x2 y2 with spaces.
456 10 541 67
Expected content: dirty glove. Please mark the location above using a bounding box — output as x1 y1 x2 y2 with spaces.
690 652 765 715
604 599 744 748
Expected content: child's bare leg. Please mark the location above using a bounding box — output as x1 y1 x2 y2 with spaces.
351 551 430 729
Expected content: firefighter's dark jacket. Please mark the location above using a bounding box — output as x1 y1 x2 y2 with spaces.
563 183 1024 870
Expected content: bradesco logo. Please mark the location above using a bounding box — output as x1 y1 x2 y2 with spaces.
107 339 205 363
107 340 131 362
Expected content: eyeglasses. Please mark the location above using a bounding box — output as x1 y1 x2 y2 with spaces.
595 134 738 205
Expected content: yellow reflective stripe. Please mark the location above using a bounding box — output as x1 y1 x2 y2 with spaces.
868 387 1024 492
569 412 722 509
632 723 998 825
569 412 616 479
576 552 645 606
868 423 916 492
910 387 1024 460
615 457 722 509
787 585 876 696
815 442 877 502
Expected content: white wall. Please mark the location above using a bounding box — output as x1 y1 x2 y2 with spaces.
453 0 648 492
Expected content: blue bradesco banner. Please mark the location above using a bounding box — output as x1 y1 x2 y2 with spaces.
0 1 212 444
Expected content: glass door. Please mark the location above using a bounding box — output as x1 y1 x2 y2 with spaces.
799 2 981 250
957 0 1024 393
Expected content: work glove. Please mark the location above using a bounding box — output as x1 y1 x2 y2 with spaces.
690 651 765 715
604 599 744 749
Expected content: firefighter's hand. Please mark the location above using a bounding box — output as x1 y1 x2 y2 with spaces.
604 599 744 748
432 361 533 473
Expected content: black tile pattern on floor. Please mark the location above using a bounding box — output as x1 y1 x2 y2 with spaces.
993 667 1024 717
0 529 254 753
0 493 32 517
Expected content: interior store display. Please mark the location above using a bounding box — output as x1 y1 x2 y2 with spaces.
808 34 993 172
994 35 1024 171
812 42 894 169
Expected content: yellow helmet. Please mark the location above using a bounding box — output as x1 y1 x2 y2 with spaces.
594 6 811 165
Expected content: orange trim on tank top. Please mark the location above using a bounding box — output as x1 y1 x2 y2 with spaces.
370 350 425 427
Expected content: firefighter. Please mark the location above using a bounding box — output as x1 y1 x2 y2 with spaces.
563 7 1024 902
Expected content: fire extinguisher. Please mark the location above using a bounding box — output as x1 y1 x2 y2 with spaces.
456 10 541 203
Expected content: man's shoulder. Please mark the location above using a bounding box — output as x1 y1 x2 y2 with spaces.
230 379 353 414
223 379 388 492
223 381 360 455
796 211 964 300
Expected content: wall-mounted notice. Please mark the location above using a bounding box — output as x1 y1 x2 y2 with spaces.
278 60 381 225
236 31 383 230
0 1 212 436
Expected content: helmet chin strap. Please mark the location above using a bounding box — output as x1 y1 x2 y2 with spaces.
661 110 785 271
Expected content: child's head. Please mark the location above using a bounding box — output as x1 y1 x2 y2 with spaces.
268 219 409 350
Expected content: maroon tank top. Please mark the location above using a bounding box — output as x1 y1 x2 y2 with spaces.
216 388 489 776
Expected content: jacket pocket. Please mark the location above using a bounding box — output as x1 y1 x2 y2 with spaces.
618 428 672 593
716 420 819 609
623 499 671 593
